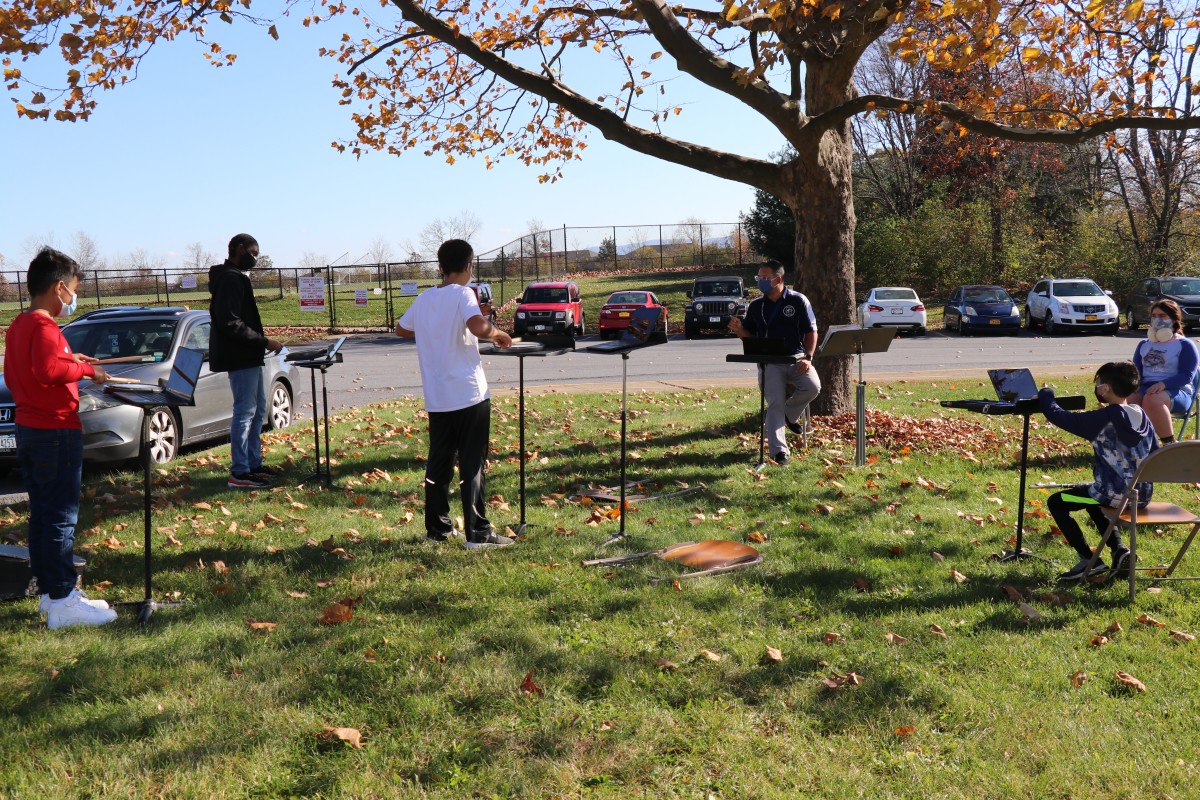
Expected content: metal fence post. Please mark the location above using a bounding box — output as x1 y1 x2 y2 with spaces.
612 226 618 270
737 222 743 264
277 268 284 300
93 272 102 309
658 225 664 271
700 223 706 266
327 267 336 331
163 269 172 307
563 224 568 276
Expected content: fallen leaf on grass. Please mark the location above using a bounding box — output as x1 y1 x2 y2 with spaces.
1000 585 1028 602
822 632 842 645
364 647 378 662
1090 635 1109 647
895 725 916 737
929 624 948 639
1107 620 1123 634
519 670 544 697
698 649 721 662
319 603 354 624
247 620 277 632
319 726 363 748
1115 671 1147 693
1137 614 1166 628
286 590 309 599
851 577 871 592
656 658 678 672
762 646 783 664
1017 602 1041 622
820 672 863 691
316 578 336 588
885 632 909 645
671 580 682 592
1170 630 1196 643
816 504 835 515
747 530 767 543
1070 671 1088 688
949 569 968 584
931 551 945 562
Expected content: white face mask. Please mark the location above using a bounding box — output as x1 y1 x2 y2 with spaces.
56 286 78 317
1148 317 1174 343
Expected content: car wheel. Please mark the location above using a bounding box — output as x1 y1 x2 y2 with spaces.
1125 308 1139 331
1025 306 1037 330
914 326 926 337
1105 322 1120 336
267 380 293 430
143 406 179 464
684 324 698 339
1043 312 1056 335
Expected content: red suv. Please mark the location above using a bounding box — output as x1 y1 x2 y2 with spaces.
514 281 585 337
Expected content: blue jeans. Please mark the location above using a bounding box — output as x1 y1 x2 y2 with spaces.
228 367 266 475
16 425 83 600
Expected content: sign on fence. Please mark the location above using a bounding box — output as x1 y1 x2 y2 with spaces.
298 276 326 312
355 289 368 307
180 275 198 290
400 281 419 296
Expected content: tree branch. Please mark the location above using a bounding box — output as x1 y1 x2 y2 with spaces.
809 93 1200 144
389 0 782 193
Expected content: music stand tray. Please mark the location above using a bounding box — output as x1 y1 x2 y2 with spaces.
482 344 570 536
294 352 344 489
104 389 196 624
816 326 896 467
725 352 800 470
584 338 668 547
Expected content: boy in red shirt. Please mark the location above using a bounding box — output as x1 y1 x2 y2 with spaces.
5 248 117 628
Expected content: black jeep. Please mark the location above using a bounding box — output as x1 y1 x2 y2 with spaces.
684 276 748 338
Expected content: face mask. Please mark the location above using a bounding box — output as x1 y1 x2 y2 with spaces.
1094 384 1109 405
1148 317 1174 342
756 278 774 294
239 253 258 271
56 286 78 317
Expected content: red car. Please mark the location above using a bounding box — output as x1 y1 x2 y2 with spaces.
598 290 667 339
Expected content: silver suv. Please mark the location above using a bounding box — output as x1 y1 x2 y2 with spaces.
1025 278 1119 335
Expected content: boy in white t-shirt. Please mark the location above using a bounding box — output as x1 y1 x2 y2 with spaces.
396 240 514 548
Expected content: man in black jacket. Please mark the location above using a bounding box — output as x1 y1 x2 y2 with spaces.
209 233 283 488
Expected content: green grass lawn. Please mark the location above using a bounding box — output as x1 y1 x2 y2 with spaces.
3 376 1197 798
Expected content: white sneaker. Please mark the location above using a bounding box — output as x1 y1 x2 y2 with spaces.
39 590 110 617
47 589 118 629
463 531 515 549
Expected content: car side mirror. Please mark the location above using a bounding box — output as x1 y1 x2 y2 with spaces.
685 291 692 298
515 296 523 303
1105 290 1113 297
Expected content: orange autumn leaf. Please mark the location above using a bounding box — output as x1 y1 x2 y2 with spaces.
1090 635 1109 647
949 569 968 584
851 577 872 592
747 530 767 543
1115 670 1147 693
319 726 363 748
1137 614 1166 628
885 632 909 645
822 632 842 645
247 620 277 632
895 724 916 737
1070 670 1088 688
1170 629 1196 642
519 670 544 697
319 602 354 624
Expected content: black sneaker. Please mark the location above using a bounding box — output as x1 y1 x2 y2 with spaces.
786 419 803 435
1058 557 1107 583
464 531 514 549
425 530 464 543
228 472 270 489
1110 548 1132 579
772 452 790 466
252 464 285 477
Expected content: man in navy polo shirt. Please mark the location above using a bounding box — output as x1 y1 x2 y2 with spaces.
729 261 821 465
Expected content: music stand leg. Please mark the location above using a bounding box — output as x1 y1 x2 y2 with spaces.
855 381 867 468
602 354 632 547
320 367 334 488
996 412 1053 564
755 363 768 471
514 355 531 537
298 366 338 489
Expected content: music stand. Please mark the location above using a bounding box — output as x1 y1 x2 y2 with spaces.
481 340 571 535
103 347 202 624
293 349 344 489
815 325 896 467
585 330 668 547
725 351 801 470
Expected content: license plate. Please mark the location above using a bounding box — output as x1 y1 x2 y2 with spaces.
890 308 905 315
989 318 1000 325
619 312 630 318
1085 315 1097 321
0 435 14 451
709 316 721 323
533 325 546 331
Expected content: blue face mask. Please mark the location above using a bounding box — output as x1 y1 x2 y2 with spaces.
756 278 774 294
57 287 78 317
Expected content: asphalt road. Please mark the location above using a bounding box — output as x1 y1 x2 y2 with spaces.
0 327 1155 502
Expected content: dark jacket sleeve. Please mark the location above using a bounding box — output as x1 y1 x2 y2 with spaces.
1039 388 1110 441
211 272 268 348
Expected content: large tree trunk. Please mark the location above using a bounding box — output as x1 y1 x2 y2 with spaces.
787 62 858 416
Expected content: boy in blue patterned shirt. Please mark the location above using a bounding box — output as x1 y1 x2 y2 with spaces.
1038 361 1157 583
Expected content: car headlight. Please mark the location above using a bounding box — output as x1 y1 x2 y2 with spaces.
963 306 978 316
1009 305 1020 316
694 303 703 312
79 392 122 413
1058 300 1070 313
516 312 525 319
554 311 565 319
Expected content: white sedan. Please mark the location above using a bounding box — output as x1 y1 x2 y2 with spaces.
858 287 927 335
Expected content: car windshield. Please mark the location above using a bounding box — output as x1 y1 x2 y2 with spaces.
607 292 648 305
963 288 1010 304
523 287 569 303
63 319 179 359
1053 281 1103 297
875 289 917 301
1162 279 1200 295
695 282 740 296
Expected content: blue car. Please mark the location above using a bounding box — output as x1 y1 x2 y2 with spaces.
943 285 1022 335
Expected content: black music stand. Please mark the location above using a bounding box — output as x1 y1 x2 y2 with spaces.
815 326 896 467
481 340 571 535
105 355 201 625
725 352 801 470
294 351 344 489
941 395 1085 563
585 333 668 547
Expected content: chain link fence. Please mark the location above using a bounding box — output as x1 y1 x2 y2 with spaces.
0 222 754 331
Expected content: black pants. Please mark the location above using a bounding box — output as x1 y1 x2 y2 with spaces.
1047 490 1123 560
425 399 492 540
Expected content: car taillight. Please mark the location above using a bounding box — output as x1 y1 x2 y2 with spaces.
911 304 925 311
867 305 884 312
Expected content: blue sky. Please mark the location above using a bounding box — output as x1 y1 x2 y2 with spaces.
0 18 781 272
